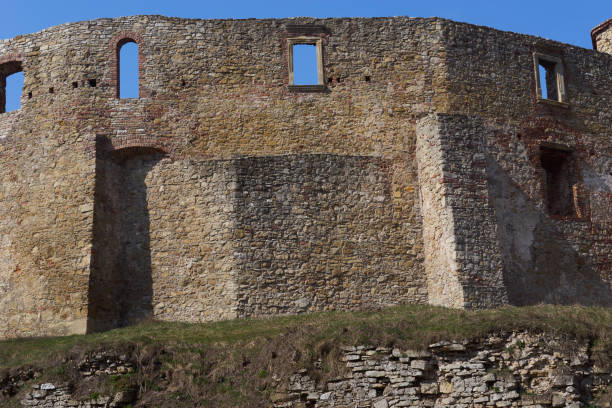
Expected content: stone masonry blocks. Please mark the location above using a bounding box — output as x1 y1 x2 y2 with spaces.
0 15 610 338
417 114 508 309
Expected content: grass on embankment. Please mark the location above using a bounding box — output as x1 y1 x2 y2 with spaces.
2 304 610 370
1 304 610 407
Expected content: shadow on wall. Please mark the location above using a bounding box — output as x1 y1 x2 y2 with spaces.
487 157 612 306
87 136 166 333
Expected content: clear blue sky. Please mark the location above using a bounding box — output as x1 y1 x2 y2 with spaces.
3 0 612 108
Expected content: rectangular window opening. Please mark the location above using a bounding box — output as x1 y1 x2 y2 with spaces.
292 44 319 85
1 67 24 114
538 63 548 99
534 54 566 104
538 60 558 100
540 147 574 217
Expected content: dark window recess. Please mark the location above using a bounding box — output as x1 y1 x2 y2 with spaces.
48 87 54 94
365 75 371 82
89 79 97 87
72 81 79 88
27 91 32 99
0 61 24 113
292 44 318 85
541 147 574 216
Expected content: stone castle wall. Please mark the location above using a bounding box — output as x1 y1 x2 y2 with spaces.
592 18 612 54
231 154 427 316
0 107 93 338
273 332 610 408
441 21 612 305
0 15 610 338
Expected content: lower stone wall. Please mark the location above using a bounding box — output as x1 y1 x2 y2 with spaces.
0 135 93 339
21 384 134 408
88 153 425 330
273 332 610 408
89 152 239 330
19 352 136 407
232 154 426 316
16 332 609 407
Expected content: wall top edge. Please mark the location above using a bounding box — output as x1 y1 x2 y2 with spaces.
591 17 612 50
0 14 605 56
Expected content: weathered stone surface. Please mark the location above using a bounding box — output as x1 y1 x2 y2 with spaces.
592 18 612 54
0 14 610 338
272 332 610 407
373 399 389 408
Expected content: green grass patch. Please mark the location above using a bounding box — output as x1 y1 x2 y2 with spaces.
0 304 609 407
1 304 610 370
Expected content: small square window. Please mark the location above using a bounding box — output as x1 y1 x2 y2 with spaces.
287 37 325 92
533 53 567 104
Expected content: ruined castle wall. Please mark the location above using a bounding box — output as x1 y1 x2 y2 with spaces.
232 154 427 316
441 22 612 305
0 113 94 338
0 25 104 338
0 15 451 337
593 19 612 54
1 15 611 338
0 15 449 160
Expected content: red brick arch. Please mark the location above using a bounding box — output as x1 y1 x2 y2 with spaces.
0 52 23 66
109 31 145 99
93 134 175 161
